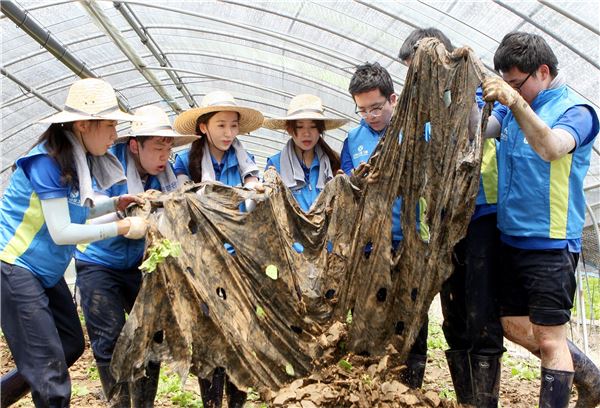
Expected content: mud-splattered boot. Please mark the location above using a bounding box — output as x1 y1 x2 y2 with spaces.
539 367 573 408
470 354 501 408
568 340 600 407
131 361 160 408
445 350 475 406
399 353 427 389
199 367 226 408
0 369 30 407
97 363 131 407
225 377 247 408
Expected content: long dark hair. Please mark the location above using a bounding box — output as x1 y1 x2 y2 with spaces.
286 120 341 173
21 122 79 188
188 112 218 182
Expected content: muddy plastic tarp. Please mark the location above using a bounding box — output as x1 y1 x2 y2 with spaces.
111 39 487 394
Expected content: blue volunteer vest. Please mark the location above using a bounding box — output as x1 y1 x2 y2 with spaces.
175 148 244 187
0 144 89 288
266 152 321 212
497 85 599 241
75 143 164 270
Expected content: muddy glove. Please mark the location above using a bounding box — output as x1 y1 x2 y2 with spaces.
482 76 521 108
115 194 144 212
123 216 148 239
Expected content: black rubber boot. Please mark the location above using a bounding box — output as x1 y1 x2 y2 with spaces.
225 376 247 408
98 363 131 408
0 369 30 407
399 353 427 389
539 367 573 408
131 361 160 408
568 340 600 407
445 350 475 405
199 367 226 408
470 354 501 408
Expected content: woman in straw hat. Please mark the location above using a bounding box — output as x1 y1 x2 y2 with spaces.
0 78 149 407
74 105 198 407
264 94 347 211
173 90 264 191
173 90 264 408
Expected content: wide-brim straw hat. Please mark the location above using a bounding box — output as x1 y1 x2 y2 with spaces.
115 105 199 147
40 78 138 123
173 91 264 135
263 94 348 131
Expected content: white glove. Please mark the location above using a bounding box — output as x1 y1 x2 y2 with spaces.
124 216 148 239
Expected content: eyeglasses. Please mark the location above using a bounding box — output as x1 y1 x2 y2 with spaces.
513 72 533 93
355 100 388 118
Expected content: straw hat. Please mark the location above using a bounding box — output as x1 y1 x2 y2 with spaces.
115 105 199 147
173 91 264 135
40 78 137 123
263 94 348 131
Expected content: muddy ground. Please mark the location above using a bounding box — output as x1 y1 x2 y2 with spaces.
1 304 597 407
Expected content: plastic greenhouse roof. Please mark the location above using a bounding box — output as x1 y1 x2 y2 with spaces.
1 0 599 221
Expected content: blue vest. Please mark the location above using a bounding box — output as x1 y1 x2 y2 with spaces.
75 143 163 270
472 138 499 220
0 144 89 288
266 152 321 212
346 120 404 241
497 85 599 242
175 148 244 187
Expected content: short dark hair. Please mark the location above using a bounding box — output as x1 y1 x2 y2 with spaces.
130 136 173 147
348 62 394 100
398 28 454 62
494 32 558 77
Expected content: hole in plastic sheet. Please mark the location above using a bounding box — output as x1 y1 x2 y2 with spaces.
265 265 278 280
186 267 195 277
200 302 210 317
364 241 373 259
411 288 418 302
290 325 303 335
216 287 227 300
153 331 164 344
325 289 336 299
395 321 405 335
376 287 387 302
326 240 333 253
188 219 198 234
224 242 236 255
292 242 304 253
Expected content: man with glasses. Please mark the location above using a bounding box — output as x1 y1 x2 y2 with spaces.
483 31 599 407
340 62 430 390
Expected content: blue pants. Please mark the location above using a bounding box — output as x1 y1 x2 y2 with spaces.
441 213 504 356
1 262 85 407
75 260 141 364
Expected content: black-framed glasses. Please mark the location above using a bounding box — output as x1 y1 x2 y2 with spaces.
355 100 388 118
514 72 533 93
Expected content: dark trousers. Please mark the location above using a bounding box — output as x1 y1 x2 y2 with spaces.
1 262 85 407
75 260 141 364
440 213 504 355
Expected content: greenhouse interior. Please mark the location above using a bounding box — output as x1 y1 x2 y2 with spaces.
1 1 599 407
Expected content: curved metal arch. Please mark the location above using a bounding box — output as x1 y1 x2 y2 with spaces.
494 0 600 70
538 0 600 36
220 0 400 62
123 2 399 73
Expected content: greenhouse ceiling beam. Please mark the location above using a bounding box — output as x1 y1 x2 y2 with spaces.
220 0 399 62
537 0 600 36
354 0 497 73
494 0 599 70
123 2 405 80
0 67 62 111
0 0 130 111
113 1 197 108
79 0 183 113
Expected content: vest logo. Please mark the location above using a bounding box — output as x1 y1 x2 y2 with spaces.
68 188 81 204
352 145 370 160
501 128 509 142
523 137 529 145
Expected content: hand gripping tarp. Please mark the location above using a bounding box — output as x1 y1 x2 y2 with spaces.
111 39 488 394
